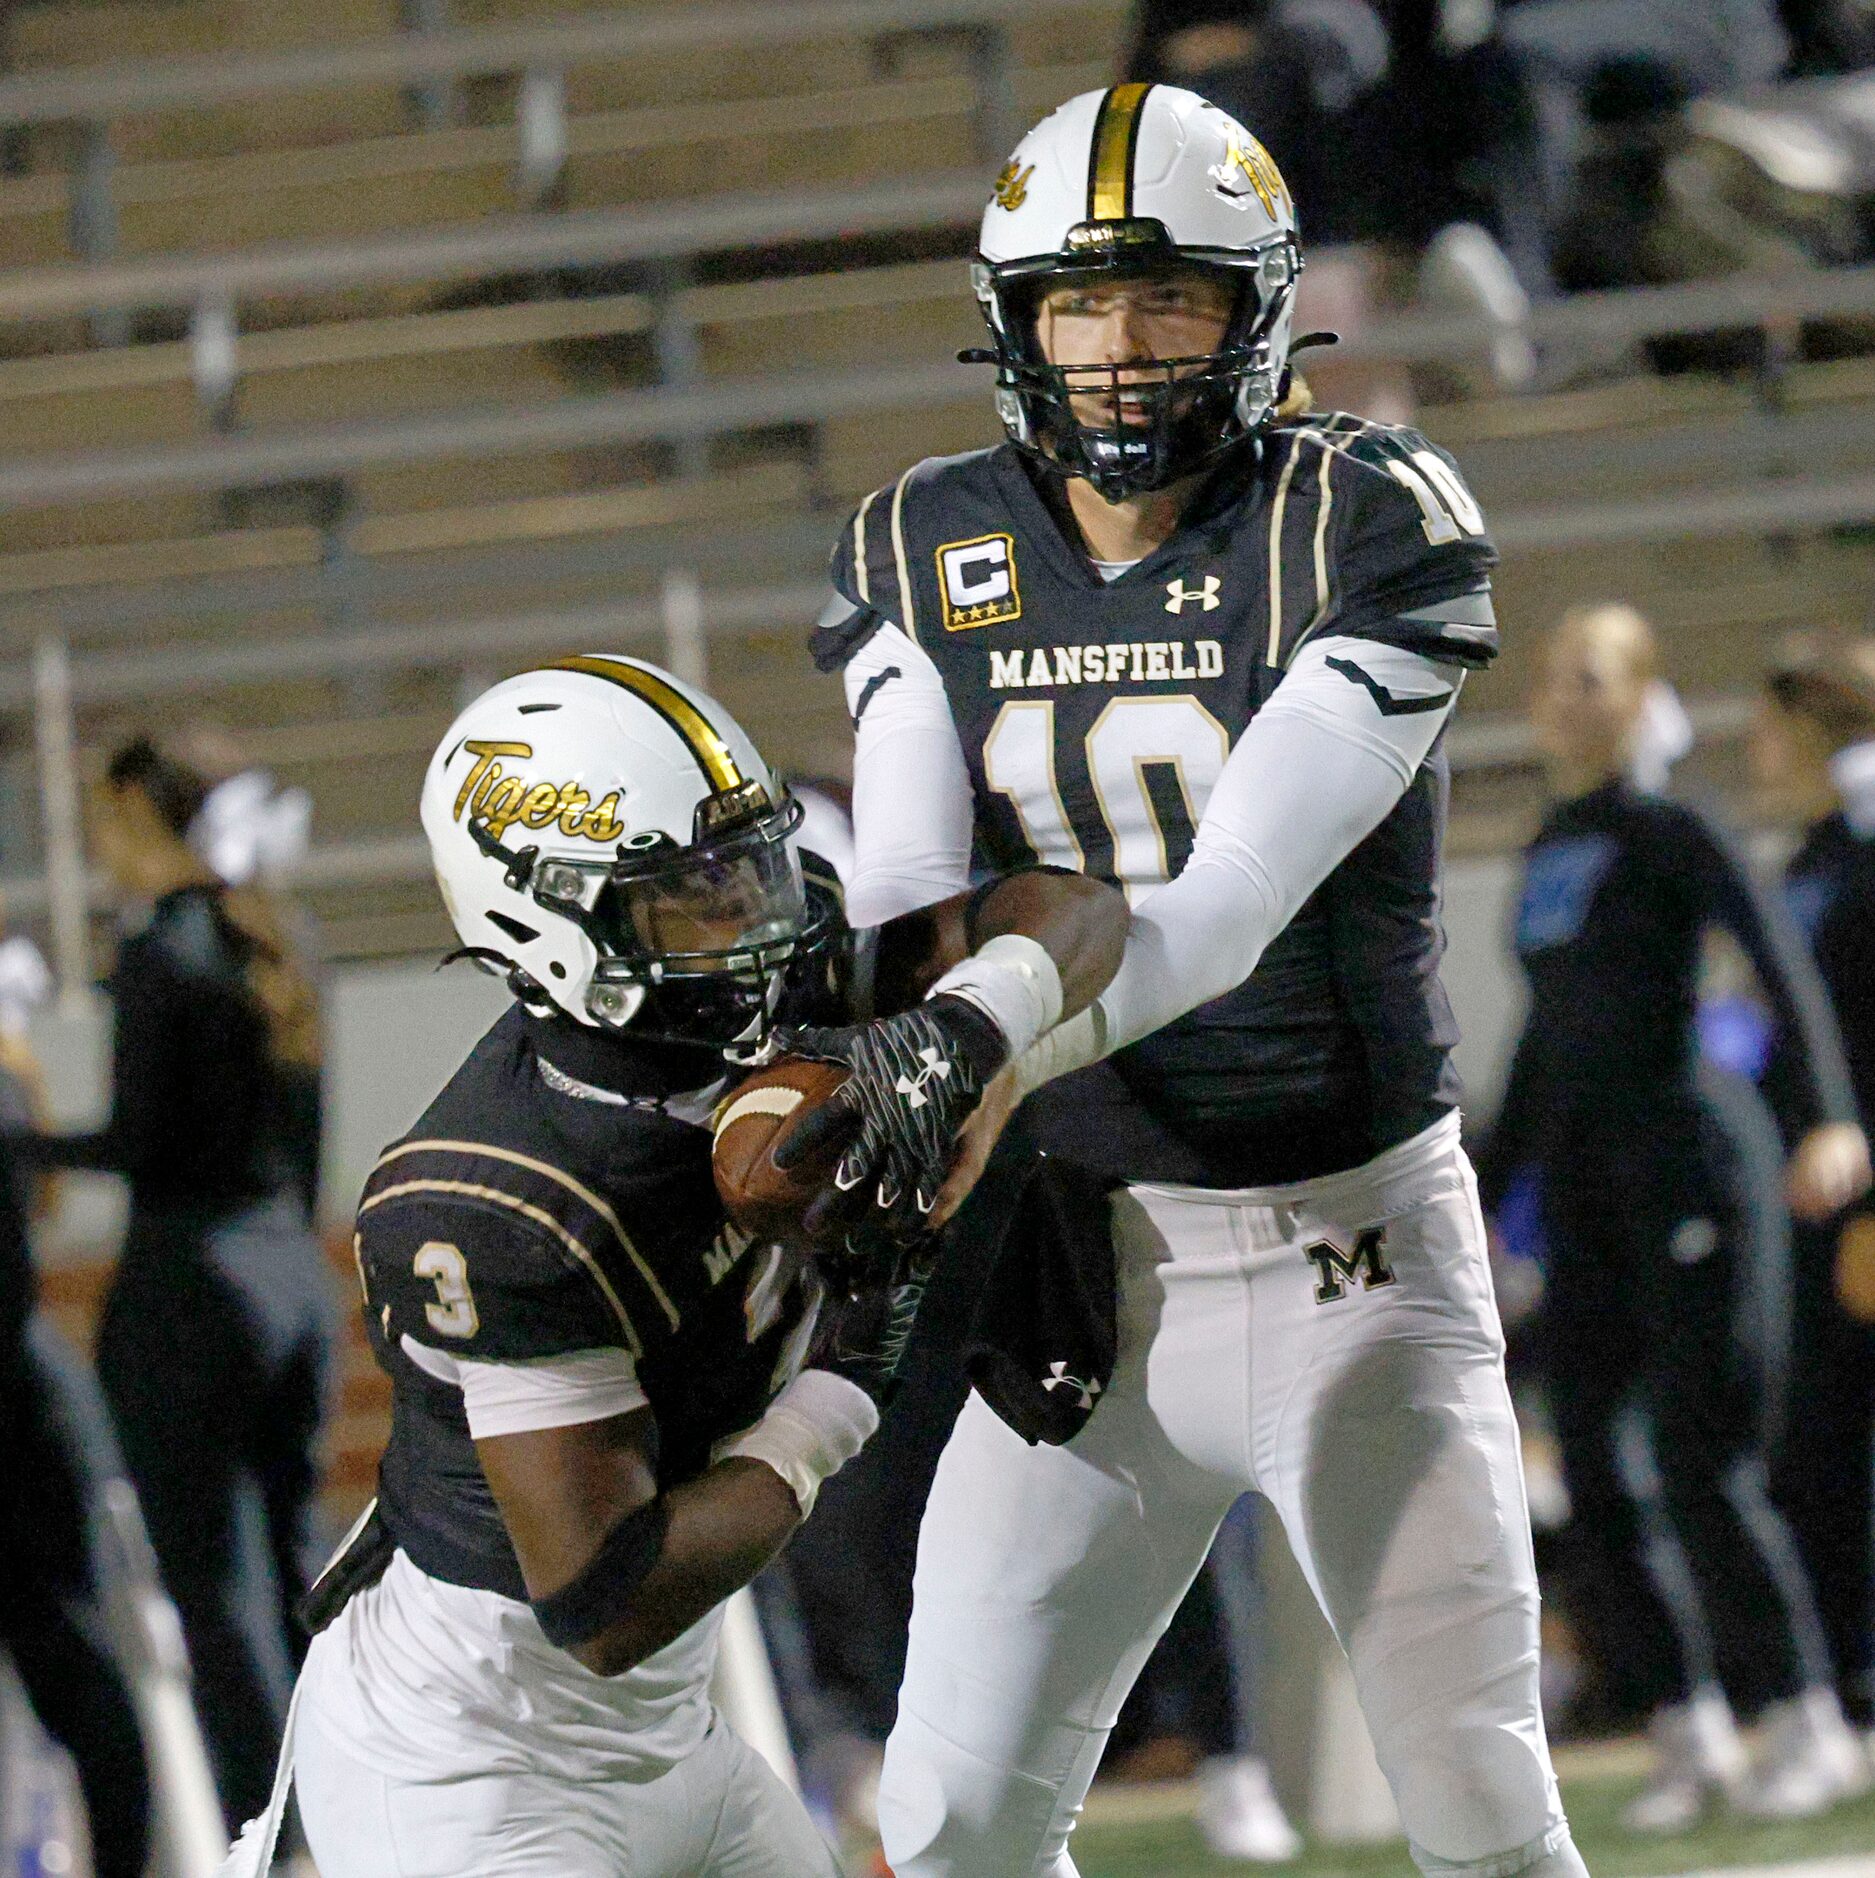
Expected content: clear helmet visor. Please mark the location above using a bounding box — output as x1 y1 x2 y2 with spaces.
605 830 809 975
524 794 810 983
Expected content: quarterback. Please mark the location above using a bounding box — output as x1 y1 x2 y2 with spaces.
218 656 1124 1877
810 86 1586 1878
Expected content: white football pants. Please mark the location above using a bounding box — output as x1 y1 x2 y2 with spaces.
879 1114 1579 1878
297 1704 838 1877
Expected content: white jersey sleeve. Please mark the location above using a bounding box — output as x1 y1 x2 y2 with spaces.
1016 635 1463 1091
398 1335 650 1439
843 620 977 929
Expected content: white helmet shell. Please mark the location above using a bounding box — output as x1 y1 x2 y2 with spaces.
981 84 1298 269
421 655 780 1030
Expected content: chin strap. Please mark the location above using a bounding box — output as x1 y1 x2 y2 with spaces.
437 944 511 975
437 946 560 1017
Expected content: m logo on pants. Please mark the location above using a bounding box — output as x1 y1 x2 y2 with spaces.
1305 1226 1395 1304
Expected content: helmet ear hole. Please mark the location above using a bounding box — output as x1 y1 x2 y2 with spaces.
548 961 567 979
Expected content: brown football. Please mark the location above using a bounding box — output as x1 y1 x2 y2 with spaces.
711 1056 852 1241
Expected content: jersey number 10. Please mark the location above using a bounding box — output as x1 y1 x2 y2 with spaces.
1387 450 1485 546
985 693 1230 901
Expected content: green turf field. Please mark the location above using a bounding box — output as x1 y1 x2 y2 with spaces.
1068 1775 1875 1878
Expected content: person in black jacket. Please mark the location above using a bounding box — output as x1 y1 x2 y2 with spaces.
1753 636 1875 1734
14 732 337 1835
1479 604 1871 1831
0 1017 151 1878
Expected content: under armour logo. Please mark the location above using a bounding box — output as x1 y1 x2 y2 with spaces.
1165 575 1221 614
1042 1360 1102 1410
894 1046 952 1111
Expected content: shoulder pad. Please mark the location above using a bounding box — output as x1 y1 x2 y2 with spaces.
823 450 994 650
359 1137 680 1361
828 475 914 631
1276 416 1499 669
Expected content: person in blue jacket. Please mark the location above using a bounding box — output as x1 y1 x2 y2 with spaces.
1753 636 1875 1738
1480 604 1870 1830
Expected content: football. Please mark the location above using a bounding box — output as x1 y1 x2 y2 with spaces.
711 1056 852 1241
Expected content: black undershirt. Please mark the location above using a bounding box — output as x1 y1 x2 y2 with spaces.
17 884 318 1220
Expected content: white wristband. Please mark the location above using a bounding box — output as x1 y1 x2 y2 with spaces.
928 933 1064 1060
1010 1001 1109 1099
720 1370 879 1519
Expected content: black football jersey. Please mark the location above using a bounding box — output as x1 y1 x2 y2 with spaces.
355 1006 822 1601
816 418 1498 1185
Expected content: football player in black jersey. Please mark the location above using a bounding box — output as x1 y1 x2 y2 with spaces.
218 656 1125 1878
807 85 1588 1878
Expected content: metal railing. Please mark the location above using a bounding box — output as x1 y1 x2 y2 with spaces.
0 359 971 510
0 170 989 417
0 173 988 325
0 0 1092 130
0 0 1107 333
3 336 1874 518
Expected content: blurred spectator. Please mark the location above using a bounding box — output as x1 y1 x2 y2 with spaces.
1123 3 1546 388
1779 0 1875 73
0 936 150 1878
1754 635 1875 1732
1495 0 1791 288
1124 1 1394 246
1478 603 1870 1830
9 731 338 1835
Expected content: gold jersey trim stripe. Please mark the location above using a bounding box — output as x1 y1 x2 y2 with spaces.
548 655 743 795
1286 431 1365 664
1302 441 1338 658
889 471 918 645
1089 83 1151 222
373 1138 681 1330
851 487 879 607
1265 434 1304 665
360 1176 643 1358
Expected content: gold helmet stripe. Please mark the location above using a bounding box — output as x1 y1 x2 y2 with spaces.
1088 83 1152 222
548 655 745 794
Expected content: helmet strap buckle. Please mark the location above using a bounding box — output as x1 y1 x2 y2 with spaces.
466 815 541 893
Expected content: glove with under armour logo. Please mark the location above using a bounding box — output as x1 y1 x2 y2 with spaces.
776 996 1010 1239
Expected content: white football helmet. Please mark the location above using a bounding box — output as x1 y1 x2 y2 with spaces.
420 655 827 1050
969 84 1305 498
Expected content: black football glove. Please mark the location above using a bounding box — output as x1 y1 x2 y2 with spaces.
776 995 1009 1238
806 1242 938 1409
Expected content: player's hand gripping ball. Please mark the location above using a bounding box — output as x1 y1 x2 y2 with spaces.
711 1057 853 1245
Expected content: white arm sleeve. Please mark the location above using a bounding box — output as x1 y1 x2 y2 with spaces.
398 1336 650 1440
1015 635 1463 1091
844 621 976 929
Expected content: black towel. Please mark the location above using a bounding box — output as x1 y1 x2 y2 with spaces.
964 1149 1121 1446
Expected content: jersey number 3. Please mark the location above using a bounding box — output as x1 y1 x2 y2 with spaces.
985 694 1229 900
414 1241 480 1339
